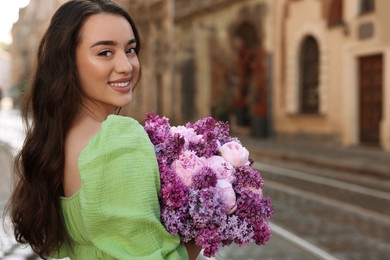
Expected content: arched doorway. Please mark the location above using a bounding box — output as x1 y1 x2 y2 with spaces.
234 22 258 126
232 21 268 136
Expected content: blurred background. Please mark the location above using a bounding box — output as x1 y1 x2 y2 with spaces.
1 0 390 149
1 0 390 259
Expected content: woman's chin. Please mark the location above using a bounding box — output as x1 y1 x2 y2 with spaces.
116 96 132 108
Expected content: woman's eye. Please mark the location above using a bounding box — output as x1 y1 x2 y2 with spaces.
126 48 137 55
98 50 113 57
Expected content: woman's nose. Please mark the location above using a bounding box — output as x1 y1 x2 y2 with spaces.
115 52 133 74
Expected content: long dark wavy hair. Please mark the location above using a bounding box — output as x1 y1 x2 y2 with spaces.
4 0 141 258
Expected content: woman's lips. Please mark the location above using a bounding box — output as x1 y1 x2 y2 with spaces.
109 77 132 93
109 77 132 84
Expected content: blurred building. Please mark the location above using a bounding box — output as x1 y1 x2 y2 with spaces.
10 0 63 106
274 0 390 151
125 0 273 135
0 49 10 98
9 0 390 151
126 0 390 151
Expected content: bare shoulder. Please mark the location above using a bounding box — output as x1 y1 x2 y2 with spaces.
63 118 102 197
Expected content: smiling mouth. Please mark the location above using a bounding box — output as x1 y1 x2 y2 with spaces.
109 81 130 88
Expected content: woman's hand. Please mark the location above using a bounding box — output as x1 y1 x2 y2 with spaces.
184 240 202 260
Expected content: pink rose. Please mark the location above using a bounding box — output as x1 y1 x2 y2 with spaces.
219 141 249 167
216 180 237 214
171 151 205 187
170 126 203 147
207 156 235 183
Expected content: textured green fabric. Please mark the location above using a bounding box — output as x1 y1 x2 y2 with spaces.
53 115 187 260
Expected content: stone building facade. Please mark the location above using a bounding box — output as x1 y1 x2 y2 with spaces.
126 0 274 138
10 0 64 106
274 0 390 151
127 0 390 151
10 0 390 151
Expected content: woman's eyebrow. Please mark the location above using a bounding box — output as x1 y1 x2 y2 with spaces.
91 39 136 48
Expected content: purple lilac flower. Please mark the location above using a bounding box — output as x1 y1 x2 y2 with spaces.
186 117 216 135
161 204 189 235
144 112 171 145
186 117 231 157
214 120 234 145
253 220 271 245
160 178 189 208
195 225 221 257
203 132 220 157
259 196 274 219
189 132 219 158
192 167 218 189
188 188 226 228
219 215 254 246
235 187 264 222
160 133 186 163
179 218 197 243
234 166 264 189
158 157 189 206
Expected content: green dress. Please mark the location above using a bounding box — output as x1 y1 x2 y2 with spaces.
52 115 187 260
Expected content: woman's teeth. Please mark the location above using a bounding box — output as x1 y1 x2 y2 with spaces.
110 82 129 87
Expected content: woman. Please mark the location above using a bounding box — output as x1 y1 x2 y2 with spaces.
6 0 200 259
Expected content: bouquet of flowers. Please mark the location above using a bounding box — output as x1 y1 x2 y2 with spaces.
144 113 273 257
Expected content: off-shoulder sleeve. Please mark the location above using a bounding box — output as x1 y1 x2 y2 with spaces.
77 115 187 259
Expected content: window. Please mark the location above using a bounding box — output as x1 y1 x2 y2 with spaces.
299 36 320 114
360 0 375 14
328 0 343 27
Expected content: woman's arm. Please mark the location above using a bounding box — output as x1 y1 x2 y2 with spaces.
185 240 202 260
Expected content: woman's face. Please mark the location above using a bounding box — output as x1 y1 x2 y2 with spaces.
76 13 139 118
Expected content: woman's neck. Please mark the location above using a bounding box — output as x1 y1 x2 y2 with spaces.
81 100 118 122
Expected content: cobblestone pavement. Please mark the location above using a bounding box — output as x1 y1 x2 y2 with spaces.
256 162 390 260
264 185 390 259
198 234 319 260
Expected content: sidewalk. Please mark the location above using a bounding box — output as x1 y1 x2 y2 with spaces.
0 141 12 212
237 135 390 179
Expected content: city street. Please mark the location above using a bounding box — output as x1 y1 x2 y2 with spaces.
0 109 46 259
2 0 390 259
1 109 390 259
255 161 390 259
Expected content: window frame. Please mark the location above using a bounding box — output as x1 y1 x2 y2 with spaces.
299 36 320 114
359 0 375 15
